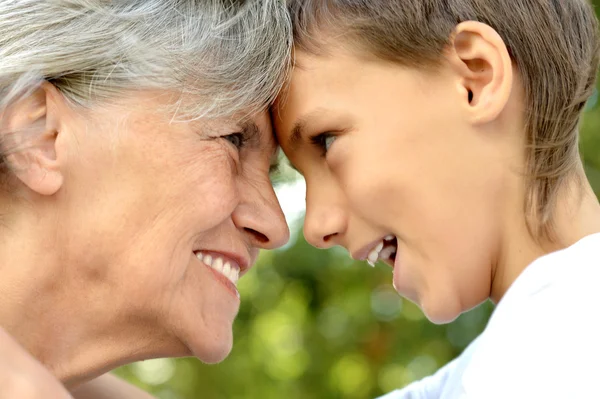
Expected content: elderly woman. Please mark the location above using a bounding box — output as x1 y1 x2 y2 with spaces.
275 1 600 398
0 0 291 397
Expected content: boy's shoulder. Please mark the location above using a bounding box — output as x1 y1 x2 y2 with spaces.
485 231 600 340
462 232 600 398
511 231 600 303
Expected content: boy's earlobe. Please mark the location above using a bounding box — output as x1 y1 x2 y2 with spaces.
449 21 513 125
2 82 65 195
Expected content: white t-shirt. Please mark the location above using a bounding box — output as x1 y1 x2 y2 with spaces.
378 233 600 399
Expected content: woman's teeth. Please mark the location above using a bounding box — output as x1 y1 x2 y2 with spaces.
367 235 397 267
196 252 240 285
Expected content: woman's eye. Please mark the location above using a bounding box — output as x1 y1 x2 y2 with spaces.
223 132 246 149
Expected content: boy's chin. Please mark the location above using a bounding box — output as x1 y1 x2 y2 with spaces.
420 297 463 325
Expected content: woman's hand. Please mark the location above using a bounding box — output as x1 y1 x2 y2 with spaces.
0 327 73 399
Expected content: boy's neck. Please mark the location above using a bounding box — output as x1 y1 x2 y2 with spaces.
490 171 600 303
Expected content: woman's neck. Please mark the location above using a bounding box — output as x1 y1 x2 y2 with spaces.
0 208 169 388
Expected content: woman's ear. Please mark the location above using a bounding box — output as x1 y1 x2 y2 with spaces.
1 82 65 195
446 21 513 125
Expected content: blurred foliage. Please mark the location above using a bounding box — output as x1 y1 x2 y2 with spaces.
116 7 600 398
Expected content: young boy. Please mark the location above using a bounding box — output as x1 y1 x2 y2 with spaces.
273 1 600 397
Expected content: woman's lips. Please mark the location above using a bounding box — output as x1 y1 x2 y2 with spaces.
195 251 242 300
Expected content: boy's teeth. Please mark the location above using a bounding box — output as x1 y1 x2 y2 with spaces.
366 236 398 267
379 246 396 260
195 252 240 286
367 241 385 267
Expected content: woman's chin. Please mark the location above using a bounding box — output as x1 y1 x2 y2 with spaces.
198 337 233 364
171 267 241 363
183 322 235 364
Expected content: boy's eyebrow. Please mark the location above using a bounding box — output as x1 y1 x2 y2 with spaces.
289 119 306 151
288 107 328 150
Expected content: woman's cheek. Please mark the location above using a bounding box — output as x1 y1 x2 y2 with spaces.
187 149 239 212
205 142 240 176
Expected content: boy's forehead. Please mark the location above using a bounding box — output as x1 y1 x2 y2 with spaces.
270 99 302 153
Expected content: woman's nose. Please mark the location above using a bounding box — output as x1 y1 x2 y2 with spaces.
232 177 290 250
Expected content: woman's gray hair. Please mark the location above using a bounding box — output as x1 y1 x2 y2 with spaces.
0 0 292 120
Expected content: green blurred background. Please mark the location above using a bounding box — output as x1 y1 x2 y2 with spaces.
115 7 600 398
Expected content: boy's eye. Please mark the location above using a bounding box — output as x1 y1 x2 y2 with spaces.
310 132 337 157
324 135 336 151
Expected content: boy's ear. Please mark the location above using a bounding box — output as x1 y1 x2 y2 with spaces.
1 82 65 195
447 21 513 125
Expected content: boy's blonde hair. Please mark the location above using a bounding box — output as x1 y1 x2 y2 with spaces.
289 0 600 239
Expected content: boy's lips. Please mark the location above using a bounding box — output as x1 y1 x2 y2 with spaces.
352 235 398 267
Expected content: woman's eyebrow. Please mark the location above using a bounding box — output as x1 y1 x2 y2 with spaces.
239 120 261 147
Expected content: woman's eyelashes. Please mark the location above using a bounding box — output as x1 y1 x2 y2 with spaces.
310 132 337 157
222 121 262 151
223 132 248 150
